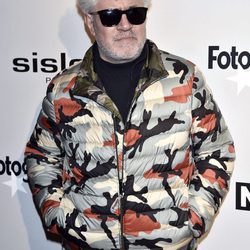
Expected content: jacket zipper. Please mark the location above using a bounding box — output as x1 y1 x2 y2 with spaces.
116 90 142 250
113 115 125 250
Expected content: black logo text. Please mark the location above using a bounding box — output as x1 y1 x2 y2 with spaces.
236 182 250 211
208 46 250 70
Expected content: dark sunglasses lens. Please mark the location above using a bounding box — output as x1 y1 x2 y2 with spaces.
99 9 121 27
127 7 148 25
97 7 148 27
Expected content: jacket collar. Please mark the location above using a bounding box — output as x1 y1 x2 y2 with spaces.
72 40 168 119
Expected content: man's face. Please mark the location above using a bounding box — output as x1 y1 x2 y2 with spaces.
85 0 147 64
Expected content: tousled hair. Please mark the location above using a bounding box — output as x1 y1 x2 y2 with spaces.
77 0 151 13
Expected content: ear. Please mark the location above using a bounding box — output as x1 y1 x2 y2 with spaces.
83 13 96 37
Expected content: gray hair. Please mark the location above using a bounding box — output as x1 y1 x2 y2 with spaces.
77 0 151 13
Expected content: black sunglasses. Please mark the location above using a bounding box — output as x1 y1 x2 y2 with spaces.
90 7 148 27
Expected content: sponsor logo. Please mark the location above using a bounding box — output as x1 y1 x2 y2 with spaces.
208 46 250 70
12 52 81 83
236 182 250 211
0 156 27 183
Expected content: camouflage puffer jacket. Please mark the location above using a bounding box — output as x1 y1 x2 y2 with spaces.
25 40 235 250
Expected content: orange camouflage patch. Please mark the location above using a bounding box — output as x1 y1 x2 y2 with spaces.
25 147 45 157
143 168 162 179
48 224 60 235
62 169 71 182
54 98 82 123
169 150 194 184
164 75 193 103
83 208 115 221
228 144 235 153
72 167 84 184
197 114 216 132
63 76 77 93
189 209 203 226
124 210 161 237
202 169 227 189
124 129 142 147
103 133 116 147
41 200 61 217
180 202 189 209
40 116 52 130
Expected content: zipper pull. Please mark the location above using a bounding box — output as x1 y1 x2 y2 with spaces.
111 195 122 214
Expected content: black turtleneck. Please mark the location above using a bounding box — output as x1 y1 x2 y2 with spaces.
93 42 147 123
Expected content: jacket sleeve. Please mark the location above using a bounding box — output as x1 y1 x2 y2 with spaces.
188 67 235 238
25 81 64 236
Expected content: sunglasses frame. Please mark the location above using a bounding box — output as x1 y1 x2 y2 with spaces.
90 7 148 27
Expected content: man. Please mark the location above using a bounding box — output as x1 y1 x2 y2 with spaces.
25 0 235 249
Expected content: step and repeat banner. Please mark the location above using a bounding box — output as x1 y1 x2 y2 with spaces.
1 0 249 249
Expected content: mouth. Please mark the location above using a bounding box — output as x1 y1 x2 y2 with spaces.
114 36 136 41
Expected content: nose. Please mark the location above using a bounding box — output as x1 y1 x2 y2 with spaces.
117 14 132 30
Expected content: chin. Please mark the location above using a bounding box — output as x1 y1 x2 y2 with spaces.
115 51 140 61
114 45 142 58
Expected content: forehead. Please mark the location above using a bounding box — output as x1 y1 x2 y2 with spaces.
94 0 145 10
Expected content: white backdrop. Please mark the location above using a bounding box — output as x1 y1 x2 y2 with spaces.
1 0 249 249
